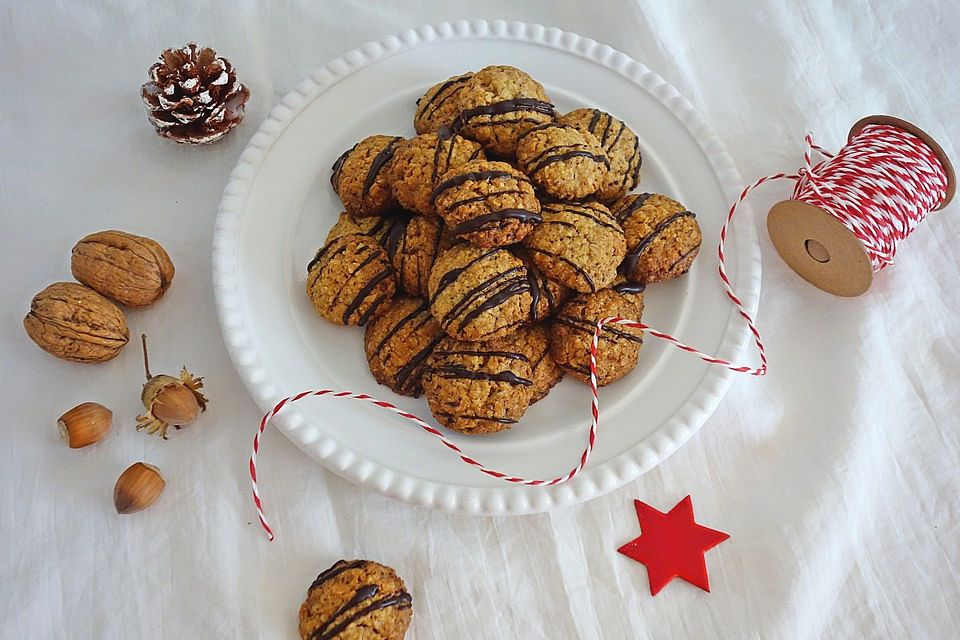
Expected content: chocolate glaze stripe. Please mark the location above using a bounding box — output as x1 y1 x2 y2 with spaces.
306 239 347 274
330 143 358 189
431 364 532 386
433 412 517 425
438 266 526 330
314 592 412 640
515 121 579 145
379 215 410 261
309 560 368 591
525 246 596 292
356 291 392 327
555 315 644 344
620 135 642 190
309 584 380 640
416 74 471 121
543 203 622 233
452 208 542 235
445 189 529 211
523 142 586 167
613 192 655 223
433 349 528 361
432 170 531 202
362 137 403 197
453 98 556 130
341 267 393 325
622 211 697 275
527 149 610 176
465 116 554 129
612 281 647 295
527 265 541 318
394 332 446 395
429 248 500 301
372 301 430 355
668 245 700 271
431 126 457 184
456 274 531 331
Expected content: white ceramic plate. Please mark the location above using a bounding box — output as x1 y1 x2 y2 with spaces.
213 20 760 515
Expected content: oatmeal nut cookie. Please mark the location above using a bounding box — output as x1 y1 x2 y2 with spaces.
306 234 396 326
611 193 702 283
512 324 564 403
515 123 609 200
299 559 412 640
364 297 445 397
427 244 533 342
522 200 626 293
433 159 541 247
512 248 570 322
550 286 645 385
414 73 474 134
331 135 404 218
454 65 556 157
388 129 484 216
559 108 642 203
423 335 534 434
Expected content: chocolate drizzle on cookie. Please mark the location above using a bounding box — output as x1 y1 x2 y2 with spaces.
432 169 531 203
526 246 597 292
524 146 610 176
554 313 644 344
330 144 358 189
451 208 542 235
613 193 655 223
362 136 404 197
416 73 472 123
306 560 412 640
452 97 557 130
622 211 697 275
612 280 646 295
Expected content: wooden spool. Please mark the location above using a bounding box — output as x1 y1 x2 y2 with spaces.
767 115 955 297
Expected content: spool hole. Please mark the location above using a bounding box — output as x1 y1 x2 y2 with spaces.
804 239 830 263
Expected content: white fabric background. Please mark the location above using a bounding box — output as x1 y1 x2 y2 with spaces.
2 1 958 638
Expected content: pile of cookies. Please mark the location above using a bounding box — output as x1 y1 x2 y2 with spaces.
306 65 702 436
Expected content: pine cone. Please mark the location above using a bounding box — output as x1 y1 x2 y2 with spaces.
141 43 250 145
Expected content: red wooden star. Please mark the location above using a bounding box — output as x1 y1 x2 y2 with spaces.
617 495 730 595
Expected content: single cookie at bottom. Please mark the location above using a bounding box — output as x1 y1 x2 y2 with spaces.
299 559 412 640
364 297 445 397
550 286 645 386
423 335 534 434
306 234 396 326
512 324 564 403
611 193 702 283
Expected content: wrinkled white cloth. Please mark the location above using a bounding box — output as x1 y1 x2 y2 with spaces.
1 2 958 638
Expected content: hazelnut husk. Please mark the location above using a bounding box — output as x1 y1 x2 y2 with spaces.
135 335 208 439
114 462 165 514
23 282 129 363
58 402 113 448
71 230 175 307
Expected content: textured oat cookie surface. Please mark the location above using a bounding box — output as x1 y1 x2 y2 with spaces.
516 123 609 200
522 200 626 293
388 130 484 216
559 108 642 203
414 73 473 134
306 234 396 326
512 324 564 404
364 296 444 397
550 287 645 385
455 65 556 157
433 159 541 247
299 559 412 640
611 193 702 283
331 134 404 218
427 244 533 342
423 335 534 434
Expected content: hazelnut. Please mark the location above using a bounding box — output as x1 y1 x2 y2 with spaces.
113 462 165 514
58 402 113 448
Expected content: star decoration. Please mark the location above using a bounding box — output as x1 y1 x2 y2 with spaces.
617 495 730 596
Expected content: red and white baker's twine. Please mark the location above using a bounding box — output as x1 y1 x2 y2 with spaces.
250 122 948 541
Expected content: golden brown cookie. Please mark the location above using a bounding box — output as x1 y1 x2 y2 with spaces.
331 135 404 218
513 248 571 322
324 211 394 245
559 108 642 203
414 73 474 134
423 335 534 434
299 559 412 640
427 244 532 342
433 159 541 247
388 129 484 216
512 324 564 403
515 123 609 200
454 65 556 157
522 200 626 293
550 285 645 385
364 297 445 397
611 193 702 283
306 234 396 326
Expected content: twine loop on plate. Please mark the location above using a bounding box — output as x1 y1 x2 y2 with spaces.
248 122 948 541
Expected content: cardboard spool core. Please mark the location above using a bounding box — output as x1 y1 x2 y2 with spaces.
767 115 955 297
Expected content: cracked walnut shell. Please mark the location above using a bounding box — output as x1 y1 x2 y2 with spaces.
71 230 175 307
23 282 129 363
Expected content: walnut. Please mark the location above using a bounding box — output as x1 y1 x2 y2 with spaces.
23 282 130 363
71 230 175 307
